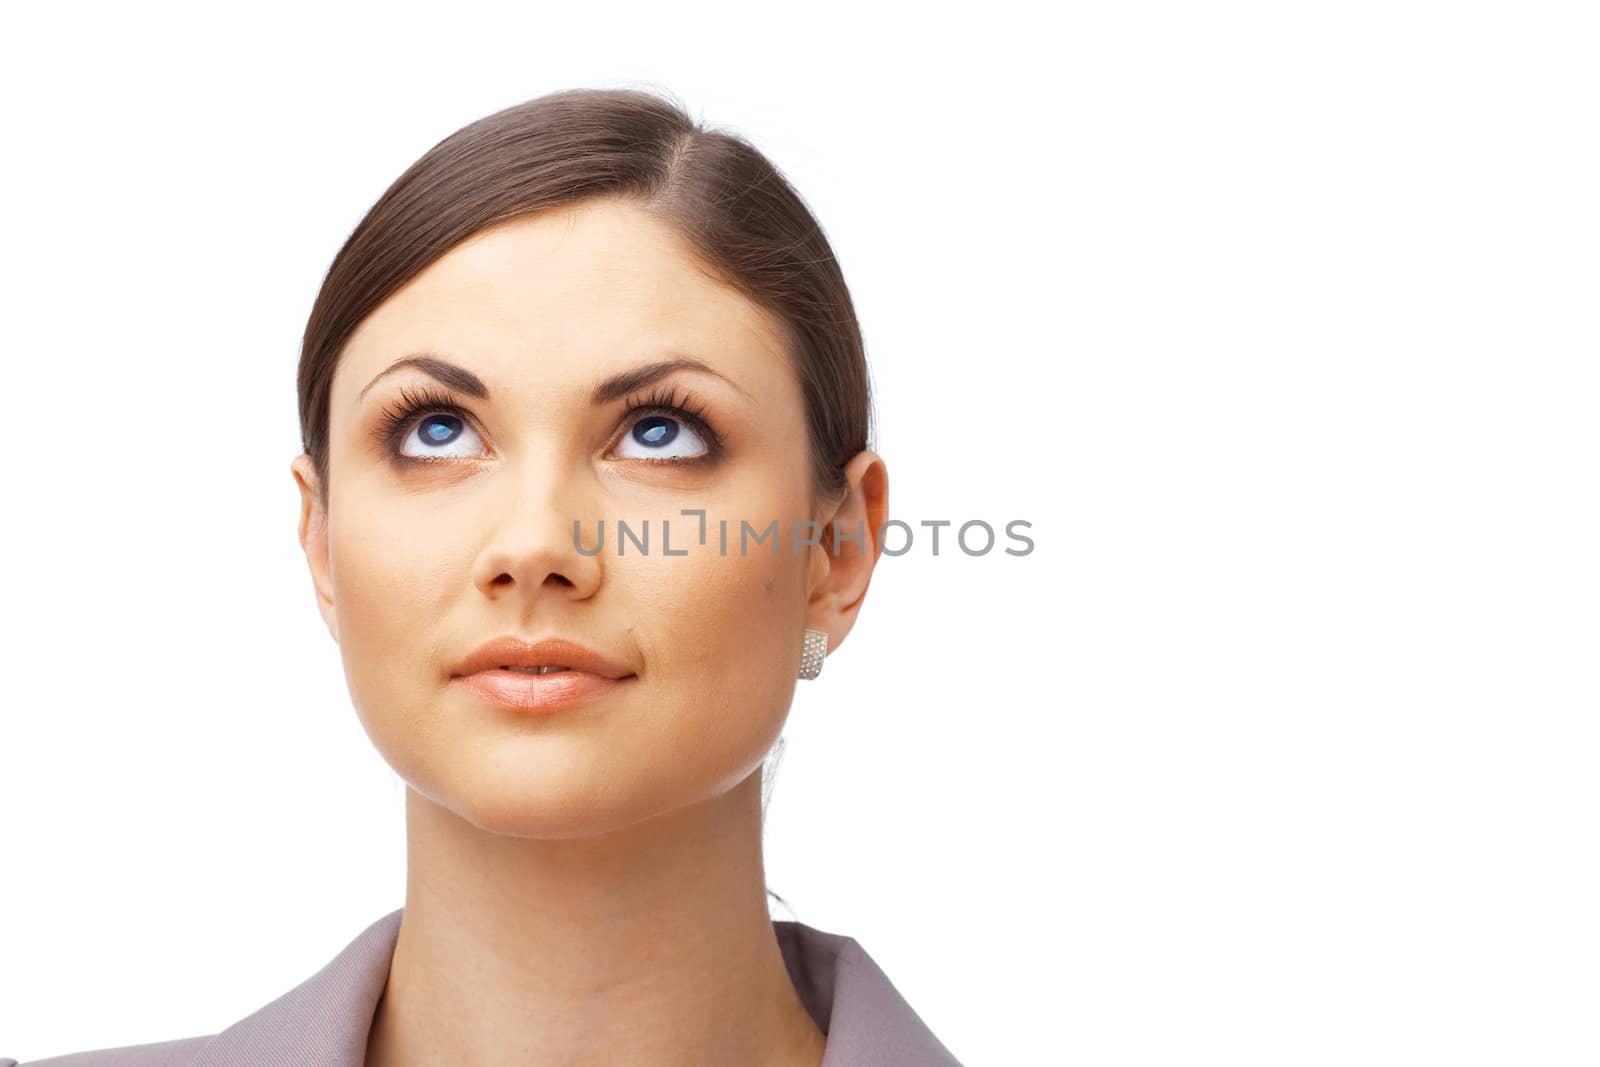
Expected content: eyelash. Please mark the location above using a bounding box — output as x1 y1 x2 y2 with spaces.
370 383 726 467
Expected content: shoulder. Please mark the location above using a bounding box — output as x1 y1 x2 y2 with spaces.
2 1034 212 1066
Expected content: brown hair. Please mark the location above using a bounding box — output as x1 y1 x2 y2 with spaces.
295 86 875 918
297 85 874 514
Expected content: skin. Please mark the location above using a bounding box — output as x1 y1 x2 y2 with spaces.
290 196 889 1067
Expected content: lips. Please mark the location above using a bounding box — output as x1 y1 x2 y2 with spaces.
451 636 636 714
454 665 630 713
451 636 636 681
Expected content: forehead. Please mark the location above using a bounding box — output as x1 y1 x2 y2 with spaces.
333 197 790 404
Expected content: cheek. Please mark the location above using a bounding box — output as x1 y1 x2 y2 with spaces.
636 523 805 690
326 495 467 780
592 486 819 783
609 526 810 796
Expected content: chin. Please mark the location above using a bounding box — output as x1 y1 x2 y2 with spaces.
422 758 678 840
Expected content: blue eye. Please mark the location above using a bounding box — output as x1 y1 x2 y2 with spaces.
398 410 488 461
611 383 722 464
615 413 709 461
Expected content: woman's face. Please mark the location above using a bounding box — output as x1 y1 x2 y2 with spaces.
292 197 844 838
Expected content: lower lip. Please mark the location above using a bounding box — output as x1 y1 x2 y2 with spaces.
452 669 635 713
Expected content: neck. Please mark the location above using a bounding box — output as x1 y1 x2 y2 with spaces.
363 772 826 1067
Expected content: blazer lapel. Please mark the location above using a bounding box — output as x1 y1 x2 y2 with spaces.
775 920 963 1066
189 908 402 1067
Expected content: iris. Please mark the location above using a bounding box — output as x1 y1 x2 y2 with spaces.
633 415 678 449
421 414 462 444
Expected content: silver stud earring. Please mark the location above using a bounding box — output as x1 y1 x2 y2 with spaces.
799 628 828 680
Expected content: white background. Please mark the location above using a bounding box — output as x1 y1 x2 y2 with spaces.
2 2 1596 1064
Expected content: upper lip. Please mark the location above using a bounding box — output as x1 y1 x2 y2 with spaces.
451 636 636 680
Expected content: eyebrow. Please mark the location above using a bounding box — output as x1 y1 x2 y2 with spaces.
357 352 749 405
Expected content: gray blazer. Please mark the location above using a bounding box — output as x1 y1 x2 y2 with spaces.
5 907 963 1066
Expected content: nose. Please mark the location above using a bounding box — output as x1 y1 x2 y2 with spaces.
470 464 603 601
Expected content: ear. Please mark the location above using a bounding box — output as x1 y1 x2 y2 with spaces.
290 453 339 643
804 450 889 657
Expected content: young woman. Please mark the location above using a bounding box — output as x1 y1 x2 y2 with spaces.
11 87 961 1067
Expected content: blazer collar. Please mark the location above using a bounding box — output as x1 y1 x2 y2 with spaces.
190 907 961 1067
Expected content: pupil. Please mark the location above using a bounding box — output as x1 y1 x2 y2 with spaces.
634 416 678 447
421 415 461 444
